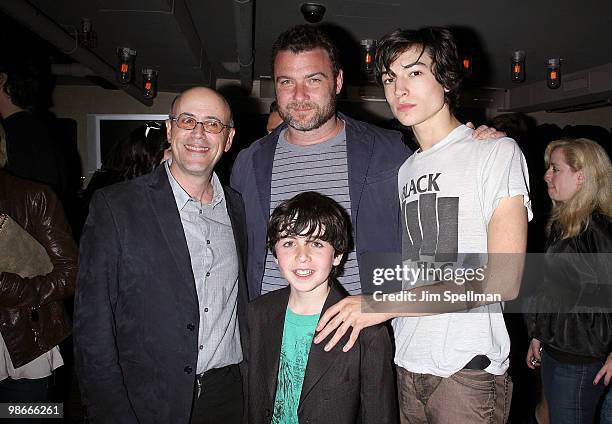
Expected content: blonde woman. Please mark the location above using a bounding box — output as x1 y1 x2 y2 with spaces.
527 138 612 424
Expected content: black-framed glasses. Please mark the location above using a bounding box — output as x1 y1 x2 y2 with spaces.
144 121 162 138
169 113 232 134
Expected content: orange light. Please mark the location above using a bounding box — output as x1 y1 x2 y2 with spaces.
360 39 377 82
511 50 526 83
117 47 136 84
463 58 471 69
546 58 562 89
142 68 158 99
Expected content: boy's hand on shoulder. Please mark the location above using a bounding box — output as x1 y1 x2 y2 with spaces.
314 295 393 353
466 121 506 140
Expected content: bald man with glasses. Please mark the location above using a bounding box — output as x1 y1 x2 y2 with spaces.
74 87 248 424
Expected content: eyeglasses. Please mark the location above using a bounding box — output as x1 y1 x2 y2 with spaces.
169 113 232 134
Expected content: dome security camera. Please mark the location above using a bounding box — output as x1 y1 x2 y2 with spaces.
301 3 326 23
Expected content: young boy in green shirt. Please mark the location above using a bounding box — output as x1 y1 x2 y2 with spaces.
247 191 397 424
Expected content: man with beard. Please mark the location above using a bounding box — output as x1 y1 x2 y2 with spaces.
231 25 409 300
231 25 498 301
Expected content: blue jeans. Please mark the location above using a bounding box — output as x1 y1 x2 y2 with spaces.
541 349 606 424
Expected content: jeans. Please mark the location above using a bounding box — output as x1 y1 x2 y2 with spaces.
396 366 512 424
540 349 606 424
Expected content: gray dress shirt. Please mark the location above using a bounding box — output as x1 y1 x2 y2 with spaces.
165 162 242 374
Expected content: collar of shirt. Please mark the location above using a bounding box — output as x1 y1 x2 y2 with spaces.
164 160 225 211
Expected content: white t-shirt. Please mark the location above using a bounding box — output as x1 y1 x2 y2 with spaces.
392 124 532 377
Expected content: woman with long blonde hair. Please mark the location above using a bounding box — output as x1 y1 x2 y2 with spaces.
526 138 612 424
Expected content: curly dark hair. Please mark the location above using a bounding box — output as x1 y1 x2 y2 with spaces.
267 192 352 279
271 25 341 79
375 27 463 112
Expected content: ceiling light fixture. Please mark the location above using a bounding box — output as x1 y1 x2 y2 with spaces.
510 50 526 83
142 68 158 99
546 58 562 89
117 47 136 84
360 39 377 82
78 17 97 49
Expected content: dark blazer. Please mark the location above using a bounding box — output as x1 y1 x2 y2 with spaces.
230 113 412 299
74 165 249 424
247 283 398 424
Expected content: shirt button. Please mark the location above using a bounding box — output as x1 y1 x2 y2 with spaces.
199 345 204 350
206 240 210 245
187 323 195 331
206 272 210 277
184 365 192 374
204 308 209 313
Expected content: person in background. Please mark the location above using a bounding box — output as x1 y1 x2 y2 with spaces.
83 121 169 201
527 138 612 424
0 143 77 417
0 61 66 194
266 101 284 133
78 121 169 236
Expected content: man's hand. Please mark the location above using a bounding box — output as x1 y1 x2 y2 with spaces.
594 354 612 385
466 122 506 140
526 338 542 369
314 295 393 352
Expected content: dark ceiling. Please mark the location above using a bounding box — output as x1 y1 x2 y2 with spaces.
1 0 611 103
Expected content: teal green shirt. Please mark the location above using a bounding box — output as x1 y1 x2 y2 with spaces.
271 307 320 424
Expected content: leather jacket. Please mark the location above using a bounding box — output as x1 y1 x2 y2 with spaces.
528 213 612 360
0 170 77 368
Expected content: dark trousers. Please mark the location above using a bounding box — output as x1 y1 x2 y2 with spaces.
0 376 51 424
190 364 244 424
